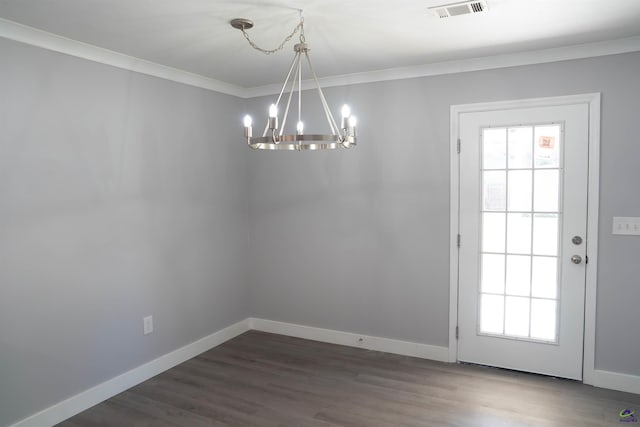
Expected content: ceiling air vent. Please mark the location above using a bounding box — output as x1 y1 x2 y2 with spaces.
429 0 488 18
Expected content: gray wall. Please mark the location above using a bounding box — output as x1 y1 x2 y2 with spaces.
247 52 640 376
1 35 639 426
0 39 249 426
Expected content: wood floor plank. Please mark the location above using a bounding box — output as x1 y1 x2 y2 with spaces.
58 330 640 426
109 391 221 427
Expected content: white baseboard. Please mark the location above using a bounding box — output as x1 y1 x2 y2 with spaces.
592 369 640 395
11 319 251 427
249 318 449 362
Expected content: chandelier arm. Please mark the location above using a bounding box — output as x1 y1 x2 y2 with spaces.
273 50 300 110
304 52 340 136
263 52 300 137
279 53 302 137
298 49 302 130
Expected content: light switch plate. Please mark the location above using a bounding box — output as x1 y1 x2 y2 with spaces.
143 316 153 335
612 217 640 235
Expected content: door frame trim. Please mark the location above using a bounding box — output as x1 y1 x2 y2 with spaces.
448 93 601 385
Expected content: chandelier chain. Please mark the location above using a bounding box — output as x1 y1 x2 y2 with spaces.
240 16 304 55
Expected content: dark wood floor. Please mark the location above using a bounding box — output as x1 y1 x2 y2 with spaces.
58 330 640 426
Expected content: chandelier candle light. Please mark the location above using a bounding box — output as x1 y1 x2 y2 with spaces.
231 12 357 151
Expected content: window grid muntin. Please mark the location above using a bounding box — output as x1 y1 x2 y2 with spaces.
479 123 562 344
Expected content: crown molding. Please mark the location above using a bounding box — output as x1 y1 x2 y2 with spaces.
244 35 640 98
2 17 640 100
0 17 246 98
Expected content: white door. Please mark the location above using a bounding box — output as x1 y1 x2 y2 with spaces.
457 102 589 380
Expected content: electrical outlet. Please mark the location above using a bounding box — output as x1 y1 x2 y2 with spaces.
612 217 640 236
143 316 153 335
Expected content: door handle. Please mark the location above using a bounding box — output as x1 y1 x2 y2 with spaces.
571 255 582 264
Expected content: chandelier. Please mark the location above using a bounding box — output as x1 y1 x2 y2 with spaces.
231 12 357 151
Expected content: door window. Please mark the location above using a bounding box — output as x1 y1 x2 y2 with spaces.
479 124 562 343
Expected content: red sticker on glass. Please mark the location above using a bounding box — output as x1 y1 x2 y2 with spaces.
539 136 555 149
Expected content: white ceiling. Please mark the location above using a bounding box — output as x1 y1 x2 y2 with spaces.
1 0 640 89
